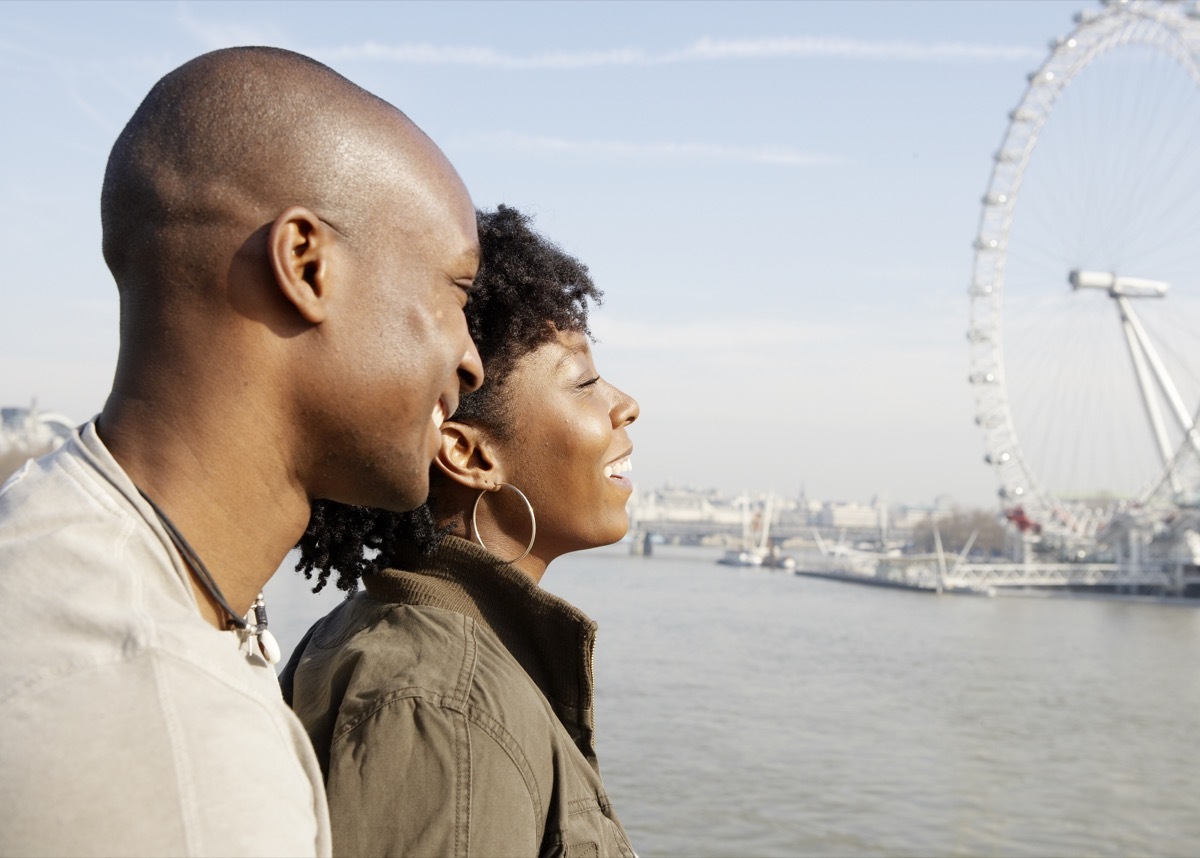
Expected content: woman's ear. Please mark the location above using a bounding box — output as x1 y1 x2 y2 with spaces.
434 422 504 490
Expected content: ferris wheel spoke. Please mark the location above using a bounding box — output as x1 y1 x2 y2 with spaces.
1118 140 1200 249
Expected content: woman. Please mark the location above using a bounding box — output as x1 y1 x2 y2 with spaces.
282 205 639 857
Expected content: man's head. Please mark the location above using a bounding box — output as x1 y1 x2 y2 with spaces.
100 47 482 511
296 205 612 593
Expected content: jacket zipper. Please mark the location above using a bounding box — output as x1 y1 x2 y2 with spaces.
586 629 596 749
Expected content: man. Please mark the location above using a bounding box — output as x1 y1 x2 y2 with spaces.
0 47 482 856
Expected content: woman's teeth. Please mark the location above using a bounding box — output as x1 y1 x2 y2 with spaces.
604 457 632 479
431 401 447 429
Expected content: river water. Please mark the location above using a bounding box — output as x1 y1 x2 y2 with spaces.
264 543 1200 857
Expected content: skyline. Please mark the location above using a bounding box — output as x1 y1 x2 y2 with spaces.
2 1 1096 507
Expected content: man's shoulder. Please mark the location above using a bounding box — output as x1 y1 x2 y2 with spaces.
0 435 143 575
0 439 301 757
0 570 330 856
0 643 327 858
0 565 285 720
3 434 106 504
0 435 198 692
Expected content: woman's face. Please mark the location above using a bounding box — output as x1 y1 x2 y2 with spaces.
488 328 639 560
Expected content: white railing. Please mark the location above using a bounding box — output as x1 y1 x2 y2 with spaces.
947 562 1172 589
869 557 1176 591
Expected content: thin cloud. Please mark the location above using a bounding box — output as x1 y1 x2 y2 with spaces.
174 2 287 51
320 43 648 70
317 35 1040 69
65 86 120 137
0 39 143 136
464 132 839 167
0 38 62 65
681 36 1038 63
591 317 848 352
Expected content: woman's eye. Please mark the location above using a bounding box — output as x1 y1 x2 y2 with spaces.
577 376 600 389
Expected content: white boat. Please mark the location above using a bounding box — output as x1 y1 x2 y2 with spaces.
717 493 796 569
717 548 764 567
761 545 797 570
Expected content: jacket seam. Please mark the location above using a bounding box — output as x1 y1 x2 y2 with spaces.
566 795 611 815
148 648 201 855
459 702 546 830
455 617 478 858
330 689 547 832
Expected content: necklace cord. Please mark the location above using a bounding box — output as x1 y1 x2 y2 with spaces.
137 489 248 631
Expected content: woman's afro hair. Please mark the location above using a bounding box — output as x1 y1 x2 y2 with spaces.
294 204 602 594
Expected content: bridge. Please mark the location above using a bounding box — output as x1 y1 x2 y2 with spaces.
628 514 890 548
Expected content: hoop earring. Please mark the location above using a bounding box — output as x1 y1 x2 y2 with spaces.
471 483 537 564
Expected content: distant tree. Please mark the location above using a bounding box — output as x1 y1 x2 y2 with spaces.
911 507 1008 556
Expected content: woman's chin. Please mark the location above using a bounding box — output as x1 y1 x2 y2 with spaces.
558 512 630 555
595 510 631 548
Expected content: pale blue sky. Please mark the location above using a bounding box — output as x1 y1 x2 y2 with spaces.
1 0 1084 507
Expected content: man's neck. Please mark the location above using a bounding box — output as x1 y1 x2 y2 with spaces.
98 396 310 629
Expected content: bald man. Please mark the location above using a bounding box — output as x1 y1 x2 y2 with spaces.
0 48 482 856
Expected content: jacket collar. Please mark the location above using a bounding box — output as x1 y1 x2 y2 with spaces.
362 536 598 747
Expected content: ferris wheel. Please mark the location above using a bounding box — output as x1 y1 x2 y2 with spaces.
969 0 1200 541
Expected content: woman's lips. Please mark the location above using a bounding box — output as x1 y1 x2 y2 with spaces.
604 455 632 487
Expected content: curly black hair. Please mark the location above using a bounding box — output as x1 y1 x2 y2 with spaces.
295 205 602 593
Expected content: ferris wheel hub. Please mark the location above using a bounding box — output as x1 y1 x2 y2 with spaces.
1069 269 1169 298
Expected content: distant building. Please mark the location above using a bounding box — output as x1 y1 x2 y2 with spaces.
631 485 744 526
817 501 880 530
891 504 937 531
626 482 972 545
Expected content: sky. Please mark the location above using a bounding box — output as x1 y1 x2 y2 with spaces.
0 0 1090 508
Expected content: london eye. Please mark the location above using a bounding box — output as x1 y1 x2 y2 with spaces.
968 0 1200 543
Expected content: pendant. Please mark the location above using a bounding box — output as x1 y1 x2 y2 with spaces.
258 628 282 665
244 592 281 665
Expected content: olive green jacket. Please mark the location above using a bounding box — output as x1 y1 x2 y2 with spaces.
282 537 635 858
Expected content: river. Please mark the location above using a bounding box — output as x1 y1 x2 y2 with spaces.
264 543 1200 857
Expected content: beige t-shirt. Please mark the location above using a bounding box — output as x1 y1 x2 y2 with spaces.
0 423 331 857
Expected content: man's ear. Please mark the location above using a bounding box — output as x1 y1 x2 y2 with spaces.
434 422 504 490
268 206 331 325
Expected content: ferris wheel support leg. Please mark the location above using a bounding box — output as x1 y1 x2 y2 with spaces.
1118 313 1181 491
1117 296 1200 458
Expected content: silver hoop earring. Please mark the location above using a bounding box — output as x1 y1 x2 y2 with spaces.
471 483 537 564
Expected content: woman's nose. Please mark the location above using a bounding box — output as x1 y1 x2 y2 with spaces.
612 386 639 427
